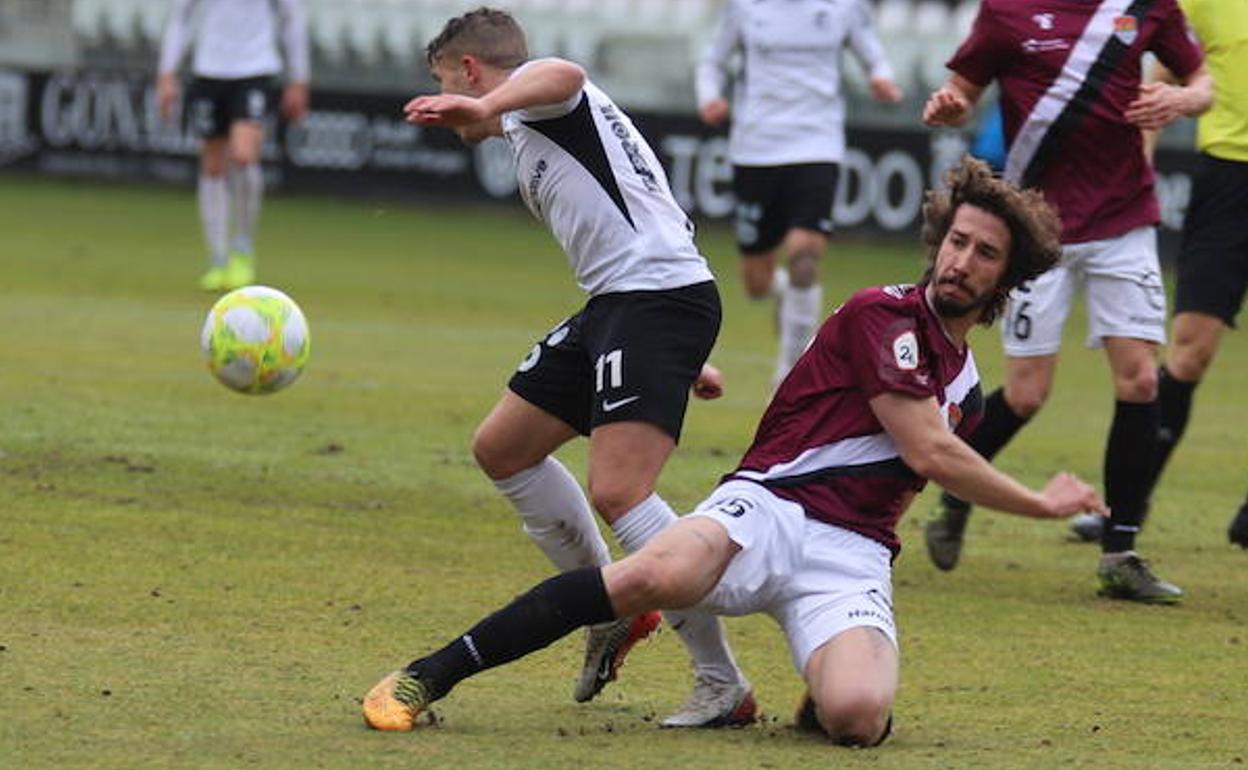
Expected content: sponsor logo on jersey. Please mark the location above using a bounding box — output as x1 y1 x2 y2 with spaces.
1113 15 1138 46
892 331 919 370
597 103 659 193
1022 38 1071 54
1032 13 1055 30
526 158 548 216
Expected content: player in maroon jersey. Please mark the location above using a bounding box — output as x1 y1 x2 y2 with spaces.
921 0 1212 603
361 157 1106 746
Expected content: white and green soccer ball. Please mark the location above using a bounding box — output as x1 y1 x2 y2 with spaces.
200 285 310 395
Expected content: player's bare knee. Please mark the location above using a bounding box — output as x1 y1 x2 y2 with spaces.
588 482 645 522
1169 341 1215 383
1003 384 1047 419
609 552 677 609
740 265 773 299
1112 363 1159 402
787 250 819 288
815 691 892 747
470 428 524 480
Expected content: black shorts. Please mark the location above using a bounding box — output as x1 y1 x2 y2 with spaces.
1174 153 1248 327
732 163 838 255
507 281 721 440
186 76 277 139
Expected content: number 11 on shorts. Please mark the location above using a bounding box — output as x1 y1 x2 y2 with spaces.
595 349 623 392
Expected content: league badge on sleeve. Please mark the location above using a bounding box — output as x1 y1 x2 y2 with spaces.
892 331 919 371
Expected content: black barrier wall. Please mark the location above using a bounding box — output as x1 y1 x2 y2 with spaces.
0 68 1199 248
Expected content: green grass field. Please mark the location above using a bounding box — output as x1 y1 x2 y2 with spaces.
1 174 1245 770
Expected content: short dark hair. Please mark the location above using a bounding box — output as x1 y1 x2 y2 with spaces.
425 7 528 70
920 156 1062 325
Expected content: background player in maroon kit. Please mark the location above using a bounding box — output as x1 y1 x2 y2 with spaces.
361 157 1106 746
921 0 1212 602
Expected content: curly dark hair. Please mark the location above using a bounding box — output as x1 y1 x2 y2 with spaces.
920 156 1062 325
425 7 529 70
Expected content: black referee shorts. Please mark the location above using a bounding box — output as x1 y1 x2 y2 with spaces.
1173 152 1248 327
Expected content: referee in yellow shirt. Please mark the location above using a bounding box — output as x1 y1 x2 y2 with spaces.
1124 0 1248 546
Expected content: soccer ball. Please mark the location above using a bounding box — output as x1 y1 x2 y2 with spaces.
200 285 310 395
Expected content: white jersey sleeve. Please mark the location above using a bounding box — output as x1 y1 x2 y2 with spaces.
502 62 714 296
157 0 196 76
159 0 310 81
845 0 894 82
695 2 742 109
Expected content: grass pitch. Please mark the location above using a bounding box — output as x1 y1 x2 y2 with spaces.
1 175 1245 770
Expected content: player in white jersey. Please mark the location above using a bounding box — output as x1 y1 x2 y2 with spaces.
696 0 902 387
157 0 310 291
401 9 755 728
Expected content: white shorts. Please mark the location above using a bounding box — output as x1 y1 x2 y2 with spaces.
687 480 897 675
1001 225 1167 356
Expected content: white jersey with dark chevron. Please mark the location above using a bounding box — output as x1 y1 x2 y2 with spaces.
159 0 310 81
696 0 895 166
502 63 714 297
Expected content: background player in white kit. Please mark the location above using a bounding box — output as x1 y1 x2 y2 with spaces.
157 0 309 291
696 0 902 387
361 157 1107 746
400 9 754 728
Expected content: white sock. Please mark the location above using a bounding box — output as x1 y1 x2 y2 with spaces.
776 282 823 380
198 174 229 267
770 266 791 298
493 457 610 572
229 163 263 256
611 493 745 686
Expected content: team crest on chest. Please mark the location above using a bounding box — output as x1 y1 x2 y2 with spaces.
1113 15 1138 45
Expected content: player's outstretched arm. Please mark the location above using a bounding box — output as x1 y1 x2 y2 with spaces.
869 391 1107 519
922 75 983 127
404 58 585 128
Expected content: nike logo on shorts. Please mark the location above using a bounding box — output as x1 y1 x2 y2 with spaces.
601 395 640 412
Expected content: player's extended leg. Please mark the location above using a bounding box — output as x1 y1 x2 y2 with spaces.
197 138 230 291
584 423 752 723
774 227 827 385
925 354 1056 570
222 119 264 289
796 628 898 747
1095 336 1182 603
473 390 607 571
1149 311 1225 491
361 516 740 731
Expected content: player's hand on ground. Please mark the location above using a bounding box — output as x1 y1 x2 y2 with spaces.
692 363 724 400
281 82 310 122
404 94 491 127
870 78 904 105
1038 472 1109 519
698 99 730 127
156 73 179 124
1124 81 1189 130
922 87 970 126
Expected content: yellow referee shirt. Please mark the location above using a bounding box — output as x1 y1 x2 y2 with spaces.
1181 0 1248 161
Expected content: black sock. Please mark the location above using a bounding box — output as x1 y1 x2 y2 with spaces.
942 387 1031 512
405 567 616 702
1152 366 1198 488
1102 400 1160 553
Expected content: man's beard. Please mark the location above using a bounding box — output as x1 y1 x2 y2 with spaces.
931 277 993 318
